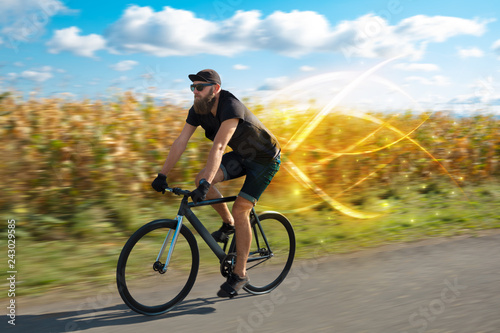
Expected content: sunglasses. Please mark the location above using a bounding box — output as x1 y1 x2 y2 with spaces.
190 83 215 92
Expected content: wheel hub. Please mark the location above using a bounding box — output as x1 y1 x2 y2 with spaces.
153 261 166 274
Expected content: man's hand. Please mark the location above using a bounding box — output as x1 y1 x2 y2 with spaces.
151 173 168 193
191 179 211 203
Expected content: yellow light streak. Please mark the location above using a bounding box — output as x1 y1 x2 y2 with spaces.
283 160 380 219
268 55 466 217
284 56 405 154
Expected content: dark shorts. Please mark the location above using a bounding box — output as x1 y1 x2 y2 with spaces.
220 152 281 203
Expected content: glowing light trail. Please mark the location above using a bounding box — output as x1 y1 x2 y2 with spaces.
284 56 404 153
282 159 381 219
279 56 404 217
267 55 465 217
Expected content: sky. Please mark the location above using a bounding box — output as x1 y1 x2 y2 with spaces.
1 0 500 113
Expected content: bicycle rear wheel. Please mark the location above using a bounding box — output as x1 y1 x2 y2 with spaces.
116 219 199 315
244 212 295 294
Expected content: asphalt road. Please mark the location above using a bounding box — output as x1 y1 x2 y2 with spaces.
4 230 500 333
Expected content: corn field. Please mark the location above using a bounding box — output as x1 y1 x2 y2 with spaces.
1 91 500 238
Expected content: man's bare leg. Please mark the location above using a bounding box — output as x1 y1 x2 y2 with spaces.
232 196 254 278
196 168 253 278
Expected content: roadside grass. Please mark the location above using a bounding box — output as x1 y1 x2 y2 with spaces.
1 181 500 299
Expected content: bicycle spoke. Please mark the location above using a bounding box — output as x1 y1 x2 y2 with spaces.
246 257 271 270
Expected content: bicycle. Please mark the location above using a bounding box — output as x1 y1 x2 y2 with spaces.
116 186 296 316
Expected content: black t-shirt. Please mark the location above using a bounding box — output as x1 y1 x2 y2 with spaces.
186 90 280 162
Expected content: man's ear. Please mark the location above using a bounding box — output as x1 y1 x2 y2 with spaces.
214 84 222 94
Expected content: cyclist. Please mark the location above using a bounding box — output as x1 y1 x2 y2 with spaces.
151 69 281 298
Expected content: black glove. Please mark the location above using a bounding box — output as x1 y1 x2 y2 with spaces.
191 179 211 203
151 173 168 193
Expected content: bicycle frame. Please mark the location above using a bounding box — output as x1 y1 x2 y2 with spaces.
159 190 272 273
184 195 237 260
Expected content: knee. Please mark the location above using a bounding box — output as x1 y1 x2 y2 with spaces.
232 198 254 219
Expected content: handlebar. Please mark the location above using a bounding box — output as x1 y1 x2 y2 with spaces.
164 186 192 196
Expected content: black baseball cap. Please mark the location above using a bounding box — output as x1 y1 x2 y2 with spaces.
188 69 221 85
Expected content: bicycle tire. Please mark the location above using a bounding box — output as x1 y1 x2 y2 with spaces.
116 219 199 315
244 212 295 294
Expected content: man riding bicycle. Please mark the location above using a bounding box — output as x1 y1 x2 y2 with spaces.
151 69 281 298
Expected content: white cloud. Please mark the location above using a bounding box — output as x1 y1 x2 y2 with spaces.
0 0 76 47
300 66 316 72
103 7 492 59
0 0 74 18
8 66 54 83
395 15 489 42
105 6 219 56
110 75 129 86
110 60 138 71
233 64 249 70
38 65 53 72
338 14 490 60
258 10 333 56
447 76 500 112
448 94 482 105
492 39 500 57
20 70 53 82
258 76 289 90
458 47 484 58
6 65 61 83
405 75 451 86
394 63 440 71
46 26 106 58
104 7 342 57
468 76 495 100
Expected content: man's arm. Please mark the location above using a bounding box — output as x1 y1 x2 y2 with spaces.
199 118 239 183
160 123 197 176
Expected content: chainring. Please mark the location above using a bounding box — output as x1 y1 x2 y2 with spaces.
220 253 236 277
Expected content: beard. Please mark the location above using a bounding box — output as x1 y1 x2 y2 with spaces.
193 87 216 115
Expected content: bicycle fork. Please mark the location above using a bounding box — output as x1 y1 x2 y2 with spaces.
154 215 184 274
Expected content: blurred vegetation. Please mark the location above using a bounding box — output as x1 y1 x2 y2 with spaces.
1 91 500 297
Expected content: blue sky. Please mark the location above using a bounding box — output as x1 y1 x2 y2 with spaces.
1 0 500 112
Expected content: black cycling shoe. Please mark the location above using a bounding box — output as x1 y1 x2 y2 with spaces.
217 273 249 298
211 223 235 243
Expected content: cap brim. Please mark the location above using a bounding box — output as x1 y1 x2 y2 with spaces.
189 74 208 82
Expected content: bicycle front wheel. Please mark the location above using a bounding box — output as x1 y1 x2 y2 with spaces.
116 219 199 315
244 212 295 294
